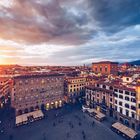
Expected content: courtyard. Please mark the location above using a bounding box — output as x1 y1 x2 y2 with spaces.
0 104 139 140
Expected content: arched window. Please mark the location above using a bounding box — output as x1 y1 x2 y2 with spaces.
103 85 106 89
18 110 22 115
24 108 28 113
30 106 34 112
110 86 113 90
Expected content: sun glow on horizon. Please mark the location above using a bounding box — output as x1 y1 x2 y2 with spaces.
0 57 4 64
0 55 17 65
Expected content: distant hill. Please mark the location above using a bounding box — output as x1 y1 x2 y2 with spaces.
129 60 140 65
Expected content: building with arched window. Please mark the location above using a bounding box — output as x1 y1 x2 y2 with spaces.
92 61 118 75
85 82 140 130
11 73 64 115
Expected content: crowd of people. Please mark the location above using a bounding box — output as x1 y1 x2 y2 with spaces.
50 107 95 140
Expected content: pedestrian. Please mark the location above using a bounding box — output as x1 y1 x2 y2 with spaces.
82 130 85 135
66 132 70 138
71 124 74 128
53 122 56 126
42 133 46 140
83 134 86 140
9 134 13 140
92 121 94 126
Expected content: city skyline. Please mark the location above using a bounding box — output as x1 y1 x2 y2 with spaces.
0 0 140 65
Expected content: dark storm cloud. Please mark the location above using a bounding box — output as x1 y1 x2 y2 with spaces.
0 0 92 45
0 0 140 45
88 0 140 32
0 0 140 65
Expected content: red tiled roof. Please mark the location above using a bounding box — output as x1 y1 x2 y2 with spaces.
92 61 118 64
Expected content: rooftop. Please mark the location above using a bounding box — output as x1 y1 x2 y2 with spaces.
92 61 118 64
13 73 64 79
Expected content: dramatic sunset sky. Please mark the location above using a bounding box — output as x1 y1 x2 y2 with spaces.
0 0 140 65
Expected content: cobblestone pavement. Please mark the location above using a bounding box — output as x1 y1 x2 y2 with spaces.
0 104 139 140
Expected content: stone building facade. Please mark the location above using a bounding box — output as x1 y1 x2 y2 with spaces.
85 82 140 130
11 73 64 115
64 76 89 103
0 77 11 108
92 61 118 75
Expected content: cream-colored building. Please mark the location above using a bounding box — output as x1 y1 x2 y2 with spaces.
65 76 89 102
85 82 140 130
0 77 11 108
136 85 140 125
85 84 114 116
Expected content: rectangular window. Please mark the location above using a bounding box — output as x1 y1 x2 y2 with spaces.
125 104 129 108
131 92 136 96
120 108 122 114
126 78 129 81
139 104 140 109
131 106 136 111
115 106 117 111
114 89 118 92
125 96 129 101
119 90 123 93
126 110 129 116
114 93 118 97
132 113 135 118
95 67 97 71
97 84 99 87
125 91 129 95
119 101 122 106
131 98 136 103
119 95 123 99
100 66 102 72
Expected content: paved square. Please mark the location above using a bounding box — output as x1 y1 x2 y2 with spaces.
0 104 136 140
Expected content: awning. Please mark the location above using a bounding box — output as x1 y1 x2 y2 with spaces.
16 116 23 125
95 113 106 119
16 110 44 126
112 122 137 139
